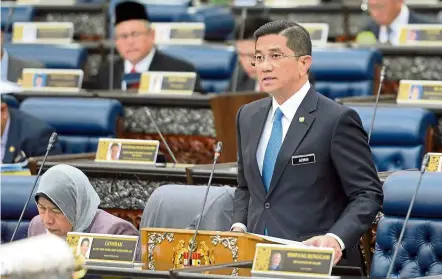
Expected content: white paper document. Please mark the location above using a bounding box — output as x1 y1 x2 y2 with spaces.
248 233 306 246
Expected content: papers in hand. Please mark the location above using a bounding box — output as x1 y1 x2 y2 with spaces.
248 233 306 246
0 80 22 94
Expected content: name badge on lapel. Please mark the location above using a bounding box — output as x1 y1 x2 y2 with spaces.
292 154 315 166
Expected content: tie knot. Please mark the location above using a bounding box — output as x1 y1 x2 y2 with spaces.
273 108 283 122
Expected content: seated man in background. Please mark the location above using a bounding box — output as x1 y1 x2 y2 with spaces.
92 1 205 93
360 0 437 45
1 94 62 163
229 16 272 92
28 164 139 238
229 16 315 92
1 30 43 83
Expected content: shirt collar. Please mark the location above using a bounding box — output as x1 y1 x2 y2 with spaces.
386 4 410 32
124 47 156 73
270 81 311 122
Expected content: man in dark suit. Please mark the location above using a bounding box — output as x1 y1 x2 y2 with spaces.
231 20 383 268
91 1 204 93
361 0 437 45
1 30 44 83
1 96 62 163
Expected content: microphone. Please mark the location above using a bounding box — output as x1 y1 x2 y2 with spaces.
143 107 178 166
188 142 223 262
385 153 430 279
9 132 58 242
367 65 386 144
230 7 248 93
109 12 116 91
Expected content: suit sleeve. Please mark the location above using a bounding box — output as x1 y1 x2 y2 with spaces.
328 109 383 249
232 105 250 225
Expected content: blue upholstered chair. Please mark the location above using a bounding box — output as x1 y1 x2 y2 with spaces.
177 6 235 41
350 106 437 172
370 171 442 279
1 175 39 243
19 98 124 154
4 43 87 69
157 44 237 93
1 5 35 33
312 48 383 100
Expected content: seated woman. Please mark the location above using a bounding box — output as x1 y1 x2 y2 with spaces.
28 164 139 238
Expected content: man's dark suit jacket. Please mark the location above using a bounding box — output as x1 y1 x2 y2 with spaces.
233 87 383 266
90 50 205 93
363 10 437 39
2 108 63 163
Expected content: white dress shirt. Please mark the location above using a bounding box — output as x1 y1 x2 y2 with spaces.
1 50 9 81
232 81 346 250
378 4 410 45
122 48 156 89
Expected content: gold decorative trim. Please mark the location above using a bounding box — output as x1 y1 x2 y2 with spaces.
211 235 239 276
147 232 174 270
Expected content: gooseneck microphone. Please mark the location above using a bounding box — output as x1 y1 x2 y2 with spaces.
385 153 430 278
109 12 116 91
143 107 178 166
9 132 58 242
368 65 386 144
188 142 223 262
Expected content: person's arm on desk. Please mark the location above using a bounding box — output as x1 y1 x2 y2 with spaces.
231 105 249 233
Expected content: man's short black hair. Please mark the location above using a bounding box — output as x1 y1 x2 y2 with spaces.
254 20 312 56
81 238 90 245
235 16 272 40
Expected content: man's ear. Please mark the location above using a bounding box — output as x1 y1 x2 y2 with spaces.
301 56 313 75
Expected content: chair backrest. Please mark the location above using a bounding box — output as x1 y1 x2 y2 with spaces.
312 48 383 100
1 5 35 33
19 97 124 154
4 43 88 69
1 175 39 243
176 6 235 41
140 184 235 231
370 171 442 279
350 106 437 172
157 44 237 93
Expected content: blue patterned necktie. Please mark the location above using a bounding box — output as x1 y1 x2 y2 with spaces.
262 108 284 192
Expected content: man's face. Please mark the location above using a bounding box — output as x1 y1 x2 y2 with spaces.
254 34 310 97
80 240 90 255
36 76 43 86
115 20 155 65
236 40 257 79
111 146 119 159
271 253 281 266
37 196 73 237
411 86 420 99
1 103 8 136
368 0 403 26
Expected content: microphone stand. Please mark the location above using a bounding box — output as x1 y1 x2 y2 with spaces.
143 107 178 166
188 142 223 263
368 65 385 144
385 154 430 278
10 133 58 242
109 13 116 91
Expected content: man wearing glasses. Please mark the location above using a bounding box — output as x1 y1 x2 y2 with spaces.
231 20 383 269
92 1 204 93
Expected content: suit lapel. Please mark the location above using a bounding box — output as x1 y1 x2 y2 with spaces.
267 89 318 197
249 97 272 194
3 111 19 163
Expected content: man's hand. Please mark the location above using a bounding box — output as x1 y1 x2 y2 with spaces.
231 226 245 233
303 235 342 265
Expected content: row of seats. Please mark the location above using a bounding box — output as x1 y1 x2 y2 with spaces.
4 96 124 154
2 94 436 171
2 171 442 279
1 3 235 41
4 41 383 97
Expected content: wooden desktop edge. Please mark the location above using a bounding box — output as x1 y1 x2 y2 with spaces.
28 152 96 175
